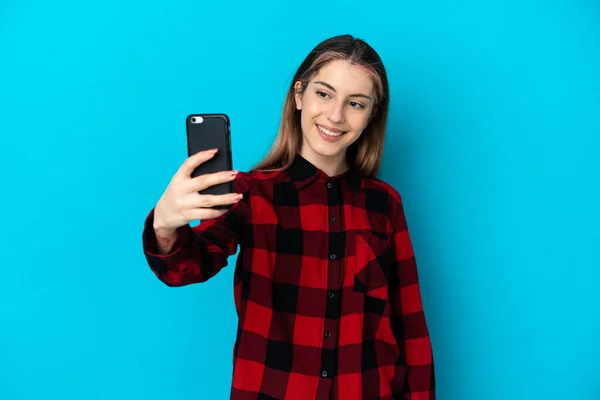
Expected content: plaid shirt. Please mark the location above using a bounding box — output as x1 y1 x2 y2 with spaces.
142 155 435 399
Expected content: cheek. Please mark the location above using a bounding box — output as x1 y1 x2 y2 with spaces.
300 101 322 124
302 98 320 114
349 113 370 132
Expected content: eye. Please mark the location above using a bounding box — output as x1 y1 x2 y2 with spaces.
348 101 365 109
316 90 329 98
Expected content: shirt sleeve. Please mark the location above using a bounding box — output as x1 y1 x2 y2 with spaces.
141 172 250 287
388 192 436 399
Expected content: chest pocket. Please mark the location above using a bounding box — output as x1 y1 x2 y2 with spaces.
353 230 392 293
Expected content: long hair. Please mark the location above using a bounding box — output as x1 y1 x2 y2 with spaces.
253 34 390 178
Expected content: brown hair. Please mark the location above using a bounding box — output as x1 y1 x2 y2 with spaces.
253 34 390 178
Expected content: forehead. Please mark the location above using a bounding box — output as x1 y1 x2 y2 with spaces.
310 59 375 96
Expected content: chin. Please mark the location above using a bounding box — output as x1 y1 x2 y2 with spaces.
303 135 340 155
314 146 345 158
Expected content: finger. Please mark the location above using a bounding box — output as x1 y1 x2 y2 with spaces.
193 193 244 208
186 207 228 221
179 191 241 211
176 148 218 179
187 169 238 192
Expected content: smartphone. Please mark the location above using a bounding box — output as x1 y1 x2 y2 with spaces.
186 114 233 207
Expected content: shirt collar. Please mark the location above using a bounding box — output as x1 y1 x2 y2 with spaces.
285 154 362 192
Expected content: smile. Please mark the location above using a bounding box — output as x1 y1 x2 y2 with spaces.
316 124 346 137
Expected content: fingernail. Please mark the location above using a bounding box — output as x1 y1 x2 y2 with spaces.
230 170 238 176
232 193 243 200
208 148 218 154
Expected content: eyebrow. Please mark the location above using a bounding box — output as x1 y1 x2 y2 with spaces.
314 81 373 101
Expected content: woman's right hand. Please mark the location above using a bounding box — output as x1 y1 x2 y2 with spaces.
152 148 242 233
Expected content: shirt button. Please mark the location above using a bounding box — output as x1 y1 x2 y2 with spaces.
330 217 336 223
329 253 336 260
328 291 335 299
324 331 332 338
326 182 333 189
321 370 328 378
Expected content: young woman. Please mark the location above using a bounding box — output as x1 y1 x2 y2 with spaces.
142 34 435 400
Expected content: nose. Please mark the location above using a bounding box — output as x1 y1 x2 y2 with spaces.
327 100 345 124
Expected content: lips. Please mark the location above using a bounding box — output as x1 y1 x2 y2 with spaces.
316 124 346 137
315 124 347 143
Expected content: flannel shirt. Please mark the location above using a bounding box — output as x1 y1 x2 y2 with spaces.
142 154 435 399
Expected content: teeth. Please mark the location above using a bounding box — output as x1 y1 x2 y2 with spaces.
318 125 344 137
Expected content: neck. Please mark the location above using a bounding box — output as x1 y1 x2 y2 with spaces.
299 149 349 177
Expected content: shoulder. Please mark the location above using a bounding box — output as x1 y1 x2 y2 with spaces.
232 168 286 193
362 176 403 207
361 176 408 231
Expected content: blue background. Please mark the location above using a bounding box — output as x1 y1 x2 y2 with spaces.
2 0 599 399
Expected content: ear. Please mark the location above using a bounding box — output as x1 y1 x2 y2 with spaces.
294 81 303 110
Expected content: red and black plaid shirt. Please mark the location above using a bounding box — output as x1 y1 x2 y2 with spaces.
142 154 435 399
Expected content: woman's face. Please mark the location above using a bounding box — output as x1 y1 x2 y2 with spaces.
295 59 375 172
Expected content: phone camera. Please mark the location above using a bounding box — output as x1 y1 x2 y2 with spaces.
191 117 196 122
